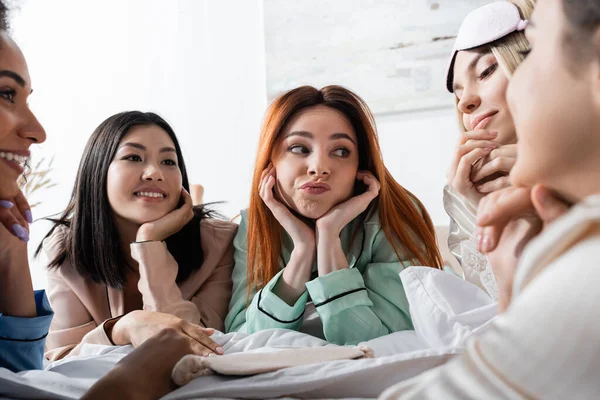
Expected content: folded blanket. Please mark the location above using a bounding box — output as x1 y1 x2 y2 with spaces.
172 345 374 386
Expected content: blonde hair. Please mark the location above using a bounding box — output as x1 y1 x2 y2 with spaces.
455 0 536 132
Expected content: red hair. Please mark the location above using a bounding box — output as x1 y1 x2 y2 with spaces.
246 85 442 294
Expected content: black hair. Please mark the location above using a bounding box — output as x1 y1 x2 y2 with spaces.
0 0 8 32
36 111 219 289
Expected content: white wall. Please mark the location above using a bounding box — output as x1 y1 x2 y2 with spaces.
10 0 458 289
378 108 458 225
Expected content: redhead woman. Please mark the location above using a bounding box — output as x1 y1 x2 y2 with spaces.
225 85 442 345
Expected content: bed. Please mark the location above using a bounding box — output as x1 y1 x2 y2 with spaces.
0 267 497 399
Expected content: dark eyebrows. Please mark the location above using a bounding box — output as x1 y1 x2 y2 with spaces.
0 70 27 88
119 142 177 154
284 130 356 144
120 142 146 151
330 132 356 145
284 130 313 139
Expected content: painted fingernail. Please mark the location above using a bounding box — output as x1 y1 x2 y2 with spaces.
536 188 553 208
476 233 483 250
0 200 14 209
216 346 224 354
24 210 33 224
11 224 29 242
481 236 490 253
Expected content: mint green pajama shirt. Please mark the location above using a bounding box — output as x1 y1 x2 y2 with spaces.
224 206 418 345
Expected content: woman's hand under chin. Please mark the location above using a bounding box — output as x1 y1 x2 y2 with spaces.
0 191 37 319
447 129 499 208
0 190 31 243
471 143 517 194
315 171 380 237
476 185 571 312
259 164 316 251
259 164 316 305
135 187 194 243
314 171 380 277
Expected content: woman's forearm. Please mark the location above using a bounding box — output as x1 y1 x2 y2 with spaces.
0 246 36 317
316 232 348 276
273 245 315 306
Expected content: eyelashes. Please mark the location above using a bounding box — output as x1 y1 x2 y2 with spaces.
287 144 309 155
332 148 351 157
0 89 16 103
286 144 352 158
122 154 177 166
479 63 498 80
519 49 531 58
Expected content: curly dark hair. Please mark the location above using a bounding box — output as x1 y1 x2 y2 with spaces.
0 0 8 32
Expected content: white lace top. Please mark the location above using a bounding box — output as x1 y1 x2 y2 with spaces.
442 185 498 299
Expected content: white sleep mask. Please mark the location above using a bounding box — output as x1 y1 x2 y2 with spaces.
446 1 529 93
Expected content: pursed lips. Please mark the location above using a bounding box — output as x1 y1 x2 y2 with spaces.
299 182 331 195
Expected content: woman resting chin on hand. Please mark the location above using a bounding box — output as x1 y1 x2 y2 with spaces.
442 0 534 299
39 111 236 361
0 20 51 371
225 85 442 345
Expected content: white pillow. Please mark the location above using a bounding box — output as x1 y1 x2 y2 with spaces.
400 267 498 348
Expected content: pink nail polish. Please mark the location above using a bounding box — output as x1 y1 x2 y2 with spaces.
482 236 490 252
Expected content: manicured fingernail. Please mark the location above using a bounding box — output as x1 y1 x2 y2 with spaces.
11 224 29 242
536 188 552 208
476 233 483 250
481 236 490 253
24 210 33 224
489 131 498 137
0 200 14 209
216 346 224 354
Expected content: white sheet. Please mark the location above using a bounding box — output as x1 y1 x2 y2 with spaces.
0 267 497 399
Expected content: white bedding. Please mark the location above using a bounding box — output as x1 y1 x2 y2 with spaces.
0 267 498 399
